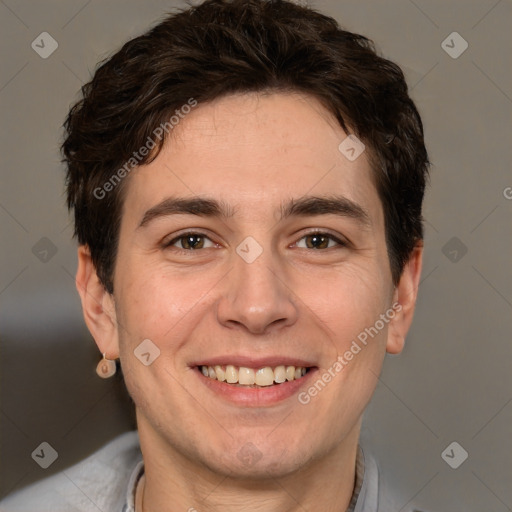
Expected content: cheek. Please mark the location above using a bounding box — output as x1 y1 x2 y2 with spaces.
302 264 390 344
114 261 219 350
312 271 391 418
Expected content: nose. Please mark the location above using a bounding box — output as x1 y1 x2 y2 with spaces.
216 244 299 335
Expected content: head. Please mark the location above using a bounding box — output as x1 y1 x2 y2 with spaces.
65 0 427 480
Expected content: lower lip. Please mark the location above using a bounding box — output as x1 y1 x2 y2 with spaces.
196 367 318 406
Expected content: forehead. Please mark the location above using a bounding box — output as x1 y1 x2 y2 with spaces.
122 92 382 226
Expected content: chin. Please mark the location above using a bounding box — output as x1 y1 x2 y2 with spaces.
198 434 316 480
209 450 311 481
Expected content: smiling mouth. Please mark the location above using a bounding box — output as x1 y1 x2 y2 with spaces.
198 364 313 388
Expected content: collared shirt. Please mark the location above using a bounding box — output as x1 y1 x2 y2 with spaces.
0 431 408 512
121 446 376 512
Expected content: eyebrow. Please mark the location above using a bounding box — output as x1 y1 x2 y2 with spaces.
138 197 236 227
138 195 371 228
280 195 371 228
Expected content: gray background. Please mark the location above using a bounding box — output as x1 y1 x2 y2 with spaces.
1 0 511 510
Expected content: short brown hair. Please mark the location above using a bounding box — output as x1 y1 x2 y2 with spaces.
63 0 429 293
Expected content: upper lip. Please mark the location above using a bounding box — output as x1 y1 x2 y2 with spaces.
192 355 316 368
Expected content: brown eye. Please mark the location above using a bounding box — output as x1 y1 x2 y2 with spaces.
305 234 329 249
166 233 215 250
295 233 345 250
180 234 205 249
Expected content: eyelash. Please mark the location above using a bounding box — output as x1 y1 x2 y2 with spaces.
162 230 347 252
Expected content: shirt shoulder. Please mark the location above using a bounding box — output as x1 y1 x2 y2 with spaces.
355 446 423 512
0 431 142 512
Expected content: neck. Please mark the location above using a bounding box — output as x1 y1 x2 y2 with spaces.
136 414 361 512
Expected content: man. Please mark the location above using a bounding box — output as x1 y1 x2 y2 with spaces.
0 0 428 510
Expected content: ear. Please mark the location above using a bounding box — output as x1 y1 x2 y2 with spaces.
76 245 120 358
386 243 423 355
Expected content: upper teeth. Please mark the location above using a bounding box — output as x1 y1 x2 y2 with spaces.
200 365 308 386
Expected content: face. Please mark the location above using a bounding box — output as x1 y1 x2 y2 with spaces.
84 92 416 479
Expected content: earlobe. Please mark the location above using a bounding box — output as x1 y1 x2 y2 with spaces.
386 243 423 355
76 246 120 358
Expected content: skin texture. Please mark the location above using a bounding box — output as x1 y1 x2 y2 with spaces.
76 92 423 512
